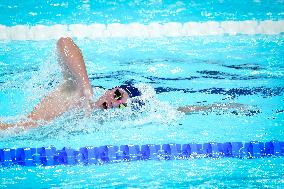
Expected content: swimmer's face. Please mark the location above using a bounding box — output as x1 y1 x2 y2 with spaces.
95 87 129 110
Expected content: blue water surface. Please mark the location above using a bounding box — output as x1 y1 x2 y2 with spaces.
0 36 284 188
0 0 284 188
0 0 284 25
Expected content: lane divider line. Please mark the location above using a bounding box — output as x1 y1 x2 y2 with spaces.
1 140 283 167
0 20 283 40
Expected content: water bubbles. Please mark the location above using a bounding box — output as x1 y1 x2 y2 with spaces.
28 12 37 16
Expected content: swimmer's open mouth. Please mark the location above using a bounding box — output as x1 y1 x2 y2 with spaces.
102 102 108 109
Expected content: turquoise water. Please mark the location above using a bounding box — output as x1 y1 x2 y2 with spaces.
0 0 284 25
1 0 284 25
1 0 284 188
1 36 284 188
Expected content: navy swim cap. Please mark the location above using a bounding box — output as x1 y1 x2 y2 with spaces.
117 84 141 98
117 84 144 110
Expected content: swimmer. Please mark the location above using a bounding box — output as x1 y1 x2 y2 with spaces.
0 37 245 130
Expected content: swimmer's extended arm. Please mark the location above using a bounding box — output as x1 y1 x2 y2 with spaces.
57 38 91 89
26 38 94 125
177 103 246 113
0 122 14 130
57 37 94 114
0 37 95 130
0 82 83 130
0 120 38 130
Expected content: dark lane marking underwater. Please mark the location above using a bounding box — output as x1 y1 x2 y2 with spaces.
155 86 284 99
198 59 264 71
197 70 282 80
121 59 264 72
0 67 38 78
88 70 138 80
276 110 284 114
223 63 262 71
230 110 261 116
90 68 282 83
121 58 186 66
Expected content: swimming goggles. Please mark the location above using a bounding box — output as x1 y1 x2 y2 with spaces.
114 89 127 109
101 89 128 110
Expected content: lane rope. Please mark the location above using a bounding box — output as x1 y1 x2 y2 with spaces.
0 20 284 40
1 141 283 167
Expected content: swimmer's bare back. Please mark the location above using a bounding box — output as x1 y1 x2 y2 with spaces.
0 37 94 129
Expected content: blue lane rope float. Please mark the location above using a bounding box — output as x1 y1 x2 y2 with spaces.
0 141 283 167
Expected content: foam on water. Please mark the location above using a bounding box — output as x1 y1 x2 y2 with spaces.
0 20 284 40
0 78 181 148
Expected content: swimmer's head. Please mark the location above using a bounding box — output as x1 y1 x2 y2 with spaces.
95 85 141 110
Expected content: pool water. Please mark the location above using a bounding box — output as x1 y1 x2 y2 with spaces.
1 0 284 26
1 0 284 188
1 35 283 188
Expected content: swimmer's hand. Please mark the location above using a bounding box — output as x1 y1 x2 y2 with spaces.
177 102 247 113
